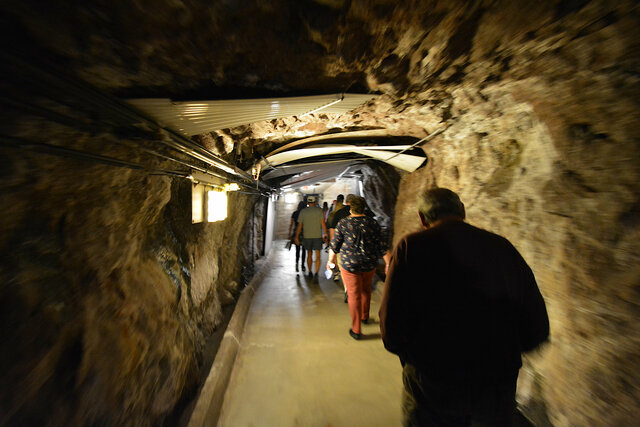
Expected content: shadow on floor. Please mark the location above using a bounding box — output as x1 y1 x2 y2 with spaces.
360 332 382 341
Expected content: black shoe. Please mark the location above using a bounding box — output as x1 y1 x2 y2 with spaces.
308 271 313 279
344 291 348 303
295 264 299 272
362 318 369 324
349 329 361 340
313 273 319 283
301 264 306 272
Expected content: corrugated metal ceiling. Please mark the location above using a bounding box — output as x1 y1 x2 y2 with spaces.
127 93 376 136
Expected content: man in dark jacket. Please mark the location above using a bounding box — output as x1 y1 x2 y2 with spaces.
379 188 549 427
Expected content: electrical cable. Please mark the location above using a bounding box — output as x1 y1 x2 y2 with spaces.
384 126 448 162
0 133 272 197
0 50 274 193
0 134 188 178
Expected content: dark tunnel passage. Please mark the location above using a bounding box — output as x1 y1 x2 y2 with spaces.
1 1 639 426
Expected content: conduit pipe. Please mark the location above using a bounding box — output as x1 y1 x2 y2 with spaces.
0 135 187 178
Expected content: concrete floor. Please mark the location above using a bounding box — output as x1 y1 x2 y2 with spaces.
218 242 404 426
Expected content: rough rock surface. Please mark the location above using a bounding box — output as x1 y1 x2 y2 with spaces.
393 89 640 426
360 161 401 235
1 0 639 425
0 116 262 425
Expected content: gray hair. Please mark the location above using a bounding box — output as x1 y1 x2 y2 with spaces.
417 188 465 225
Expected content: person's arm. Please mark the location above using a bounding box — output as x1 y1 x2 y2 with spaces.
379 239 411 358
326 222 344 270
517 256 550 352
321 218 328 242
372 219 391 274
288 218 294 238
327 248 338 268
382 250 391 275
294 222 303 246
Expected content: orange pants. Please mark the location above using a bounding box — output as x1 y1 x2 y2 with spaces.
341 268 376 334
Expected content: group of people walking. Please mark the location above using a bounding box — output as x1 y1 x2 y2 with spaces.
288 188 549 426
289 193 388 340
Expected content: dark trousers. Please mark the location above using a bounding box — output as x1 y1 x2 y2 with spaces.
295 243 306 265
402 364 517 427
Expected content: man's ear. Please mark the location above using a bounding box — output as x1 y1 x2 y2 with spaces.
419 212 429 229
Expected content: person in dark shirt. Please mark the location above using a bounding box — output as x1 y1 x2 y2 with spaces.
288 201 307 273
379 188 549 426
329 194 352 233
328 196 391 340
327 194 345 231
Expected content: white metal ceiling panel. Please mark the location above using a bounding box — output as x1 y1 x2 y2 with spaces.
127 93 376 136
261 159 357 180
260 145 426 172
265 129 394 156
279 165 358 189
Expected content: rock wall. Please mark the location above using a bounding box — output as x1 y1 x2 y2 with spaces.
360 161 401 238
383 2 640 425
0 116 261 425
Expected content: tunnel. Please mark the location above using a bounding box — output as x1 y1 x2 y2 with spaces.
0 1 639 426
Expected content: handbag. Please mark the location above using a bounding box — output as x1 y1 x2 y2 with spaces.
285 240 292 250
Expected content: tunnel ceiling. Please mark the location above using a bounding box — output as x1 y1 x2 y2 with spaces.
2 0 638 180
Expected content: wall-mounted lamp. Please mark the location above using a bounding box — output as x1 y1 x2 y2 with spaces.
207 190 228 222
191 170 240 224
192 184 205 223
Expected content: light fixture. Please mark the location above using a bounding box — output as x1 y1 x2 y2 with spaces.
225 183 240 191
284 192 298 204
207 190 228 222
192 184 205 223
